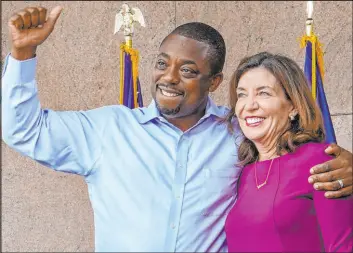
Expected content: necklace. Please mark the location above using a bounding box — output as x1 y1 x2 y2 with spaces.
255 158 275 189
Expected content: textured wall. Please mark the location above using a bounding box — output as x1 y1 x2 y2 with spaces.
1 1 352 251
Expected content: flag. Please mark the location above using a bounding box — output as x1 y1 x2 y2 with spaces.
300 31 337 144
120 44 143 108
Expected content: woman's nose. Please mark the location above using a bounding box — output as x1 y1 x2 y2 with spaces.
244 95 259 111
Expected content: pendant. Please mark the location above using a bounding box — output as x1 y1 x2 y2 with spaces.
257 182 267 189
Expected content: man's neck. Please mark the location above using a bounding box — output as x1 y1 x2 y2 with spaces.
166 113 204 132
164 100 208 132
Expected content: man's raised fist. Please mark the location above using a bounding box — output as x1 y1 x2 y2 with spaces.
8 6 63 60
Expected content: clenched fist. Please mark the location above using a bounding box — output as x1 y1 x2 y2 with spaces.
8 6 63 60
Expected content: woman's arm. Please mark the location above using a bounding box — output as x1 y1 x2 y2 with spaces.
313 150 353 252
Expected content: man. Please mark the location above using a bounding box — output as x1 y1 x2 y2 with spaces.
2 6 352 252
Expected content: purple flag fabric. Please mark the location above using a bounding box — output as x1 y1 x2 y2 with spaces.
304 41 336 143
123 52 143 108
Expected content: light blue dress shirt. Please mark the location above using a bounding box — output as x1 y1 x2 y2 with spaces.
2 55 243 252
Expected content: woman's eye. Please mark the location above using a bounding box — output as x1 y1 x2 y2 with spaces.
237 93 246 98
259 91 271 96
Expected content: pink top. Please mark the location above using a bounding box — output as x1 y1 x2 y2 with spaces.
225 142 353 252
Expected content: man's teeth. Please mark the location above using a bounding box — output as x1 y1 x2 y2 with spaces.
246 117 265 124
160 89 181 97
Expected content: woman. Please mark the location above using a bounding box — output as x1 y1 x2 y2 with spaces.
225 52 352 252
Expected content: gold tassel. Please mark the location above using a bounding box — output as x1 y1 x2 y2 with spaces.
311 35 317 100
131 51 139 108
300 34 324 100
315 39 325 82
120 44 125 105
120 44 140 108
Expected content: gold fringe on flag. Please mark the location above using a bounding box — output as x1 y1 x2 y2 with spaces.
299 33 325 100
119 44 140 108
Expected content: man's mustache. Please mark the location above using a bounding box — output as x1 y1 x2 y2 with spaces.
156 83 184 94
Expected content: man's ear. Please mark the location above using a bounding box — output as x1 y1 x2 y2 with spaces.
209 72 224 92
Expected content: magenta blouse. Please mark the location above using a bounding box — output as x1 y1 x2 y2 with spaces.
225 142 352 252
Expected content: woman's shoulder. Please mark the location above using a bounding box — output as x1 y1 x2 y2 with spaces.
287 142 333 167
295 142 330 154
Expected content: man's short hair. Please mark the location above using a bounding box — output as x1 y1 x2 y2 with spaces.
163 22 226 75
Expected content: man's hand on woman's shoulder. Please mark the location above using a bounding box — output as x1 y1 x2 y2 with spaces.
308 144 352 199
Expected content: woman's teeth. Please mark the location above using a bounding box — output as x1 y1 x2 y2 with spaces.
246 117 265 124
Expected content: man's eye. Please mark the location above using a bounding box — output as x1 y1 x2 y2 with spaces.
181 68 195 73
181 68 197 77
156 60 166 69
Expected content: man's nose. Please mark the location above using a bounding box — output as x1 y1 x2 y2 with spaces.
162 66 180 85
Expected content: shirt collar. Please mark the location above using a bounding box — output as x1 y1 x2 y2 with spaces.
136 99 161 124
137 96 226 124
203 96 226 118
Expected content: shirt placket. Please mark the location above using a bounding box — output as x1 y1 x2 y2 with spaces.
164 134 189 252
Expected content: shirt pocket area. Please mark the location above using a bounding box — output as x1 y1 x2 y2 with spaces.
200 167 238 216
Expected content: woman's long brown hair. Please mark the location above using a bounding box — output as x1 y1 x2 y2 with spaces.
226 52 325 166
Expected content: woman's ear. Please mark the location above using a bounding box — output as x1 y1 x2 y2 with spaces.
289 109 298 121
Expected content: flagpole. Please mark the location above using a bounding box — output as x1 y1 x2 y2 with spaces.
306 1 313 36
115 3 145 108
300 1 337 143
305 1 317 99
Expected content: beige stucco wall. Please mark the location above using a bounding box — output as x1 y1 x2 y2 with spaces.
1 1 352 251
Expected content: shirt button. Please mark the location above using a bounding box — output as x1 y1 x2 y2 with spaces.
205 169 210 178
176 195 180 199
170 223 176 229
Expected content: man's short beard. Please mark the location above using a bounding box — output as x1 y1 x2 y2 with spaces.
156 102 181 116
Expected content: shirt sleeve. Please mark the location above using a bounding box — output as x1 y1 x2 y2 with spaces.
1 54 111 176
312 147 353 252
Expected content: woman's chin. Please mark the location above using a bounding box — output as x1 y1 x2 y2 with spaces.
243 132 265 142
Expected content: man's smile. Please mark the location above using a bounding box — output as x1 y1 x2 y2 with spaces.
157 85 184 99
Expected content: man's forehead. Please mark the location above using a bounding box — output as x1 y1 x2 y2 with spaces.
159 34 210 52
157 52 197 66
156 34 212 72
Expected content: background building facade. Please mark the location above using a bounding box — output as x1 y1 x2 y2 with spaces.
1 1 352 251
